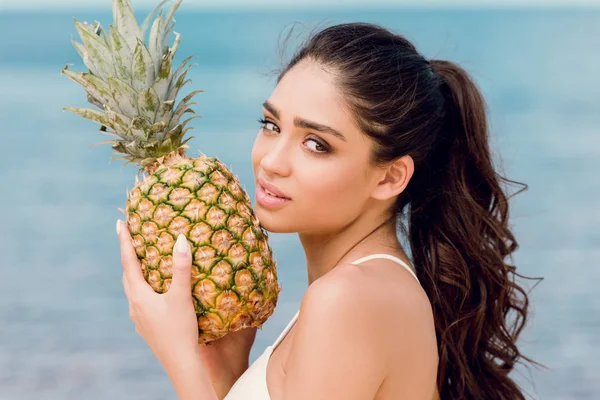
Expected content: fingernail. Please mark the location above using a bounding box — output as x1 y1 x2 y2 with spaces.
116 219 122 235
174 234 190 254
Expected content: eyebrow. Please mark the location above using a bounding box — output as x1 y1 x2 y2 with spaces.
262 100 347 142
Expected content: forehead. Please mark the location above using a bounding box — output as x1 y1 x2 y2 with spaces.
268 60 359 139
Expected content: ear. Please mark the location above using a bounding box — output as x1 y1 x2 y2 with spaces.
371 155 414 201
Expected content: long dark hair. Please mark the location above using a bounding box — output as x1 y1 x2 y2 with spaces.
275 22 538 399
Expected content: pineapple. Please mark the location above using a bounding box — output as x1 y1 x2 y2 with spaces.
62 0 280 344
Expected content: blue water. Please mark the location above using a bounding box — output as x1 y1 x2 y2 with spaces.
0 7 598 400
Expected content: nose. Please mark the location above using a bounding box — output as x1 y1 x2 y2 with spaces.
259 136 292 178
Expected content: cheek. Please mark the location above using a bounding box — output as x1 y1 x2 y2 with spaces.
297 163 364 211
290 171 365 232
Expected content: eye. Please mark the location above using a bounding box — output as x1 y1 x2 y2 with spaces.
305 138 329 154
257 118 279 133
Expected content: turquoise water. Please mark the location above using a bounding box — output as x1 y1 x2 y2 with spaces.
1 8 599 399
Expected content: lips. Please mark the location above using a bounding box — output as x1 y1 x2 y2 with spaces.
257 178 291 200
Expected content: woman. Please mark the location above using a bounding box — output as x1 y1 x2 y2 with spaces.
118 22 533 399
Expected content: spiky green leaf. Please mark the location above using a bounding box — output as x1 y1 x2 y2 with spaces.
99 128 122 138
105 106 133 135
164 124 183 141
181 134 195 146
87 93 105 109
131 39 156 91
148 11 164 75
64 106 111 127
170 31 181 58
171 55 194 80
179 89 204 105
155 100 175 123
148 120 168 136
107 76 139 117
71 38 99 75
130 126 148 141
112 0 142 50
140 0 169 39
89 21 108 45
62 68 121 111
138 87 161 121
152 54 172 100
181 115 201 129
108 25 133 80
159 0 182 46
169 91 201 128
74 19 113 80
89 139 119 150
167 63 193 102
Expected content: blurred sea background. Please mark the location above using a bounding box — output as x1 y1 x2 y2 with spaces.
0 1 598 399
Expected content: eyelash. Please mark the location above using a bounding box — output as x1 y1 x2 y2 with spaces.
257 117 331 154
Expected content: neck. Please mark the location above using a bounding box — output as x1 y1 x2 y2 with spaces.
298 207 402 285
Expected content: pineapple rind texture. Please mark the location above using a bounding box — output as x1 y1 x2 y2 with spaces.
126 155 281 344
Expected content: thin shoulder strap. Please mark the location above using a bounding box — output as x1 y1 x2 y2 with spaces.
351 253 419 283
272 310 300 349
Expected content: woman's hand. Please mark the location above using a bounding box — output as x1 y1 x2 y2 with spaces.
117 219 253 398
117 219 199 370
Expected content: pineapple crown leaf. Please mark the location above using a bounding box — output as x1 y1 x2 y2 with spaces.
63 0 197 169
89 140 118 150
112 0 142 50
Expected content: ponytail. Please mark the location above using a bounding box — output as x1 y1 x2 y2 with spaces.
406 59 535 399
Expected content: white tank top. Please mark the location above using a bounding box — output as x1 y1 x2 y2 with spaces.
224 254 419 399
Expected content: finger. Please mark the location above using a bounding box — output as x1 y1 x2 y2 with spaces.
117 219 150 292
169 234 193 296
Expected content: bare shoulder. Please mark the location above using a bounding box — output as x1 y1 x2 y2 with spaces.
307 261 433 327
300 260 436 358
283 261 438 399
282 265 392 398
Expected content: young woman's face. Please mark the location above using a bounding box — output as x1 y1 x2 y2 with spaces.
251 59 381 234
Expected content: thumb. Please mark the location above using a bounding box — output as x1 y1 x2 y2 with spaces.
170 234 193 295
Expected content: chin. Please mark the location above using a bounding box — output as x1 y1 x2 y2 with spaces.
254 207 296 233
